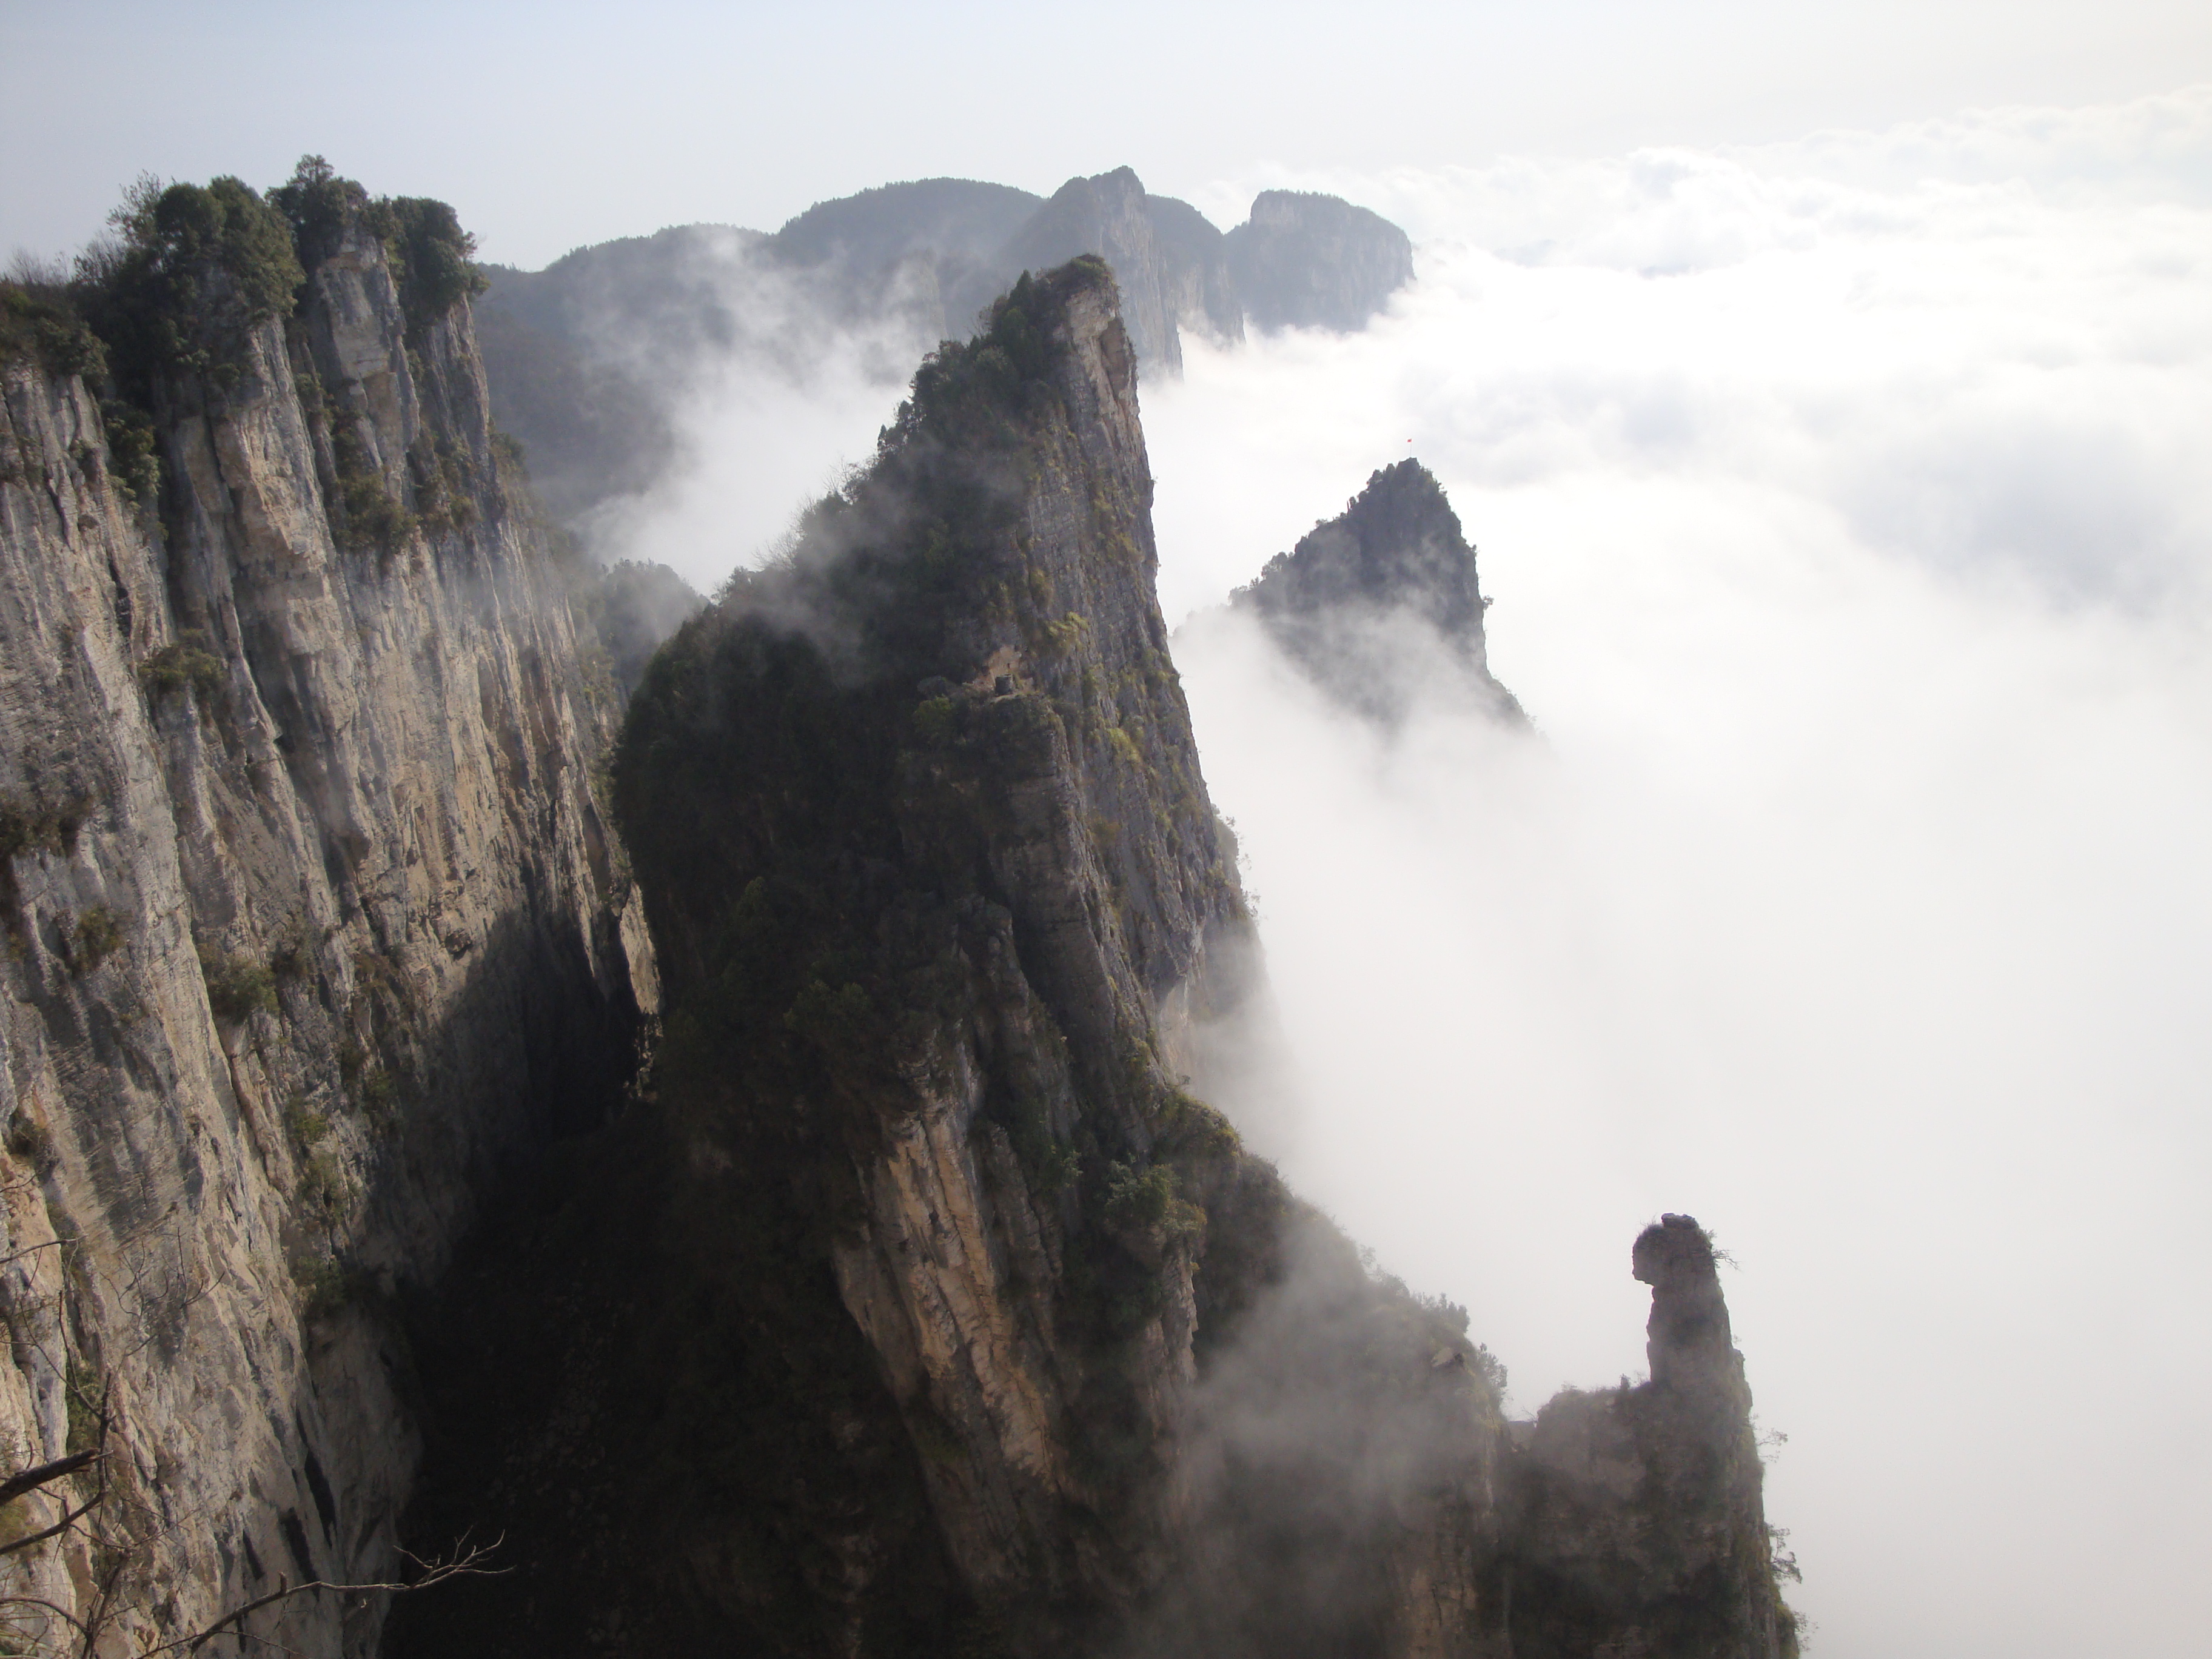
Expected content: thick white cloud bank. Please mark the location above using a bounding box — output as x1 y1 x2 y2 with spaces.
1150 88 2212 1659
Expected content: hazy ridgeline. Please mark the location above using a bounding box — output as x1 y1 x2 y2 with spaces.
1 75 2207 1659
469 169 1410 573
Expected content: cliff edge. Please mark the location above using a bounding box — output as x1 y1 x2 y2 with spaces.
0 166 649 1655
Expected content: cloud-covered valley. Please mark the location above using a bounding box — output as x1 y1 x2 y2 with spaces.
1148 86 2212 1659
591 87 2212 1658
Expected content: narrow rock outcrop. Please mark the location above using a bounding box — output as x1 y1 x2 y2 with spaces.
0 171 649 1655
1504 1216 1798 1659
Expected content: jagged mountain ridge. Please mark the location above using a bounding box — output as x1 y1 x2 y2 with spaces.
474 168 1414 529
0 166 652 1654
1 158 1795 1658
390 261 1795 1658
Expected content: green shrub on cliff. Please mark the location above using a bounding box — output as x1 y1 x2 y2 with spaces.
376 195 488 333
68 906 125 974
75 173 301 397
329 424 416 554
136 632 224 706
197 942 276 1024
0 279 106 378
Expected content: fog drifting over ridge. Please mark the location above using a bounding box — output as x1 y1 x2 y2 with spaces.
592 88 2212 1658
1148 86 2212 1659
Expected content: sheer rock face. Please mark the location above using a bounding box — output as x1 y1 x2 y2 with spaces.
1230 458 1523 723
0 220 650 1656
1226 189 1416 333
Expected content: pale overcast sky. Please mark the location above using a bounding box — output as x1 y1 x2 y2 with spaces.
5 0 2210 267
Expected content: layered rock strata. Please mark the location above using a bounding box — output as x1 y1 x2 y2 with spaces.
0 187 649 1655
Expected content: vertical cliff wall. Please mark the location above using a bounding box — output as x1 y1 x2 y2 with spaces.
389 261 1795 1659
0 181 649 1655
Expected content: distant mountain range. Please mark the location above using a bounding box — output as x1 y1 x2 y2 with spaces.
475 170 1415 526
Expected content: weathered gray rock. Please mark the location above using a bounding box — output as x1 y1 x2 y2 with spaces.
1226 189 1415 333
976 169 1245 374
1504 1216 1798 1659
1228 458 1523 724
0 209 650 1655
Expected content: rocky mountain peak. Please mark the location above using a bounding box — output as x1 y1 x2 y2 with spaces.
1227 188 1416 332
985 168 1244 374
1230 458 1523 722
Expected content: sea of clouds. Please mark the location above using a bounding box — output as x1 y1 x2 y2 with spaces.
1150 84 2212 1659
614 86 2212 1657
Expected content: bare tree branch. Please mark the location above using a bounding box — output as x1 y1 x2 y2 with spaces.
141 1537 504 1657
0 1448 97 1507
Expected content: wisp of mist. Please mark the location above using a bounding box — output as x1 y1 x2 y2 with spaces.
1150 87 2212 1659
612 89 2212 1659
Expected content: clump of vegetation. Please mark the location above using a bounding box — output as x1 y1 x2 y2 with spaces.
267 916 315 982
62 1355 104 1458
6 1113 54 1171
408 433 477 534
281 1094 329 1149
75 172 302 398
296 1147 345 1216
1102 1161 1206 1242
0 794 88 863
329 424 415 554
377 195 489 335
99 398 159 506
197 942 276 1023
136 631 224 705
0 271 106 378
68 905 125 974
290 1253 357 1319
270 156 487 338
357 1067 399 1125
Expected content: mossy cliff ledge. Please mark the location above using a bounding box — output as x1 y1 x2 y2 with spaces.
0 172 650 1654
392 263 1795 1658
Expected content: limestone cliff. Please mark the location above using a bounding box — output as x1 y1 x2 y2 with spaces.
0 170 649 1655
389 264 1792 1659
1229 458 1524 723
